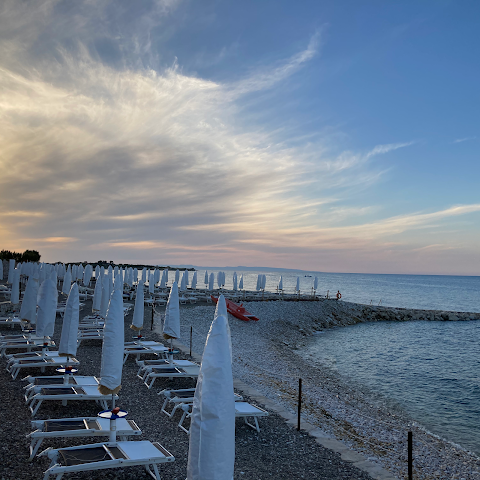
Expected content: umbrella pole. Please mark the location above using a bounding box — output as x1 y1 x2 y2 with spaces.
110 394 117 443
63 357 69 385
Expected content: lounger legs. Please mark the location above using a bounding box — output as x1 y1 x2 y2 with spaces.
145 463 162 480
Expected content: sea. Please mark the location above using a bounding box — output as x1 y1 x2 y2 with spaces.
193 269 480 455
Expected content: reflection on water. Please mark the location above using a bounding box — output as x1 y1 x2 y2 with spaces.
301 320 480 454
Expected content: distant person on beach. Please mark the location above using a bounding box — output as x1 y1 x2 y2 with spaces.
336 290 342 300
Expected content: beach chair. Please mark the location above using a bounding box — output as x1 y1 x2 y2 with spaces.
141 360 200 389
0 316 23 329
28 385 118 416
40 440 174 479
158 388 243 418
6 350 60 370
9 355 79 380
24 375 100 403
178 401 269 434
27 416 142 460
123 341 169 364
0 338 55 357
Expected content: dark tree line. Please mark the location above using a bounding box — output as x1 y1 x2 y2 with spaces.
0 250 41 262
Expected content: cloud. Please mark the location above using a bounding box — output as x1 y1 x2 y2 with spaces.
453 136 477 144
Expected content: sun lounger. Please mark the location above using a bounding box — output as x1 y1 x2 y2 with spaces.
27 416 142 460
24 376 100 402
158 388 243 418
0 339 55 358
40 440 174 479
123 341 169 364
9 355 79 380
28 385 117 416
6 350 60 369
0 316 23 329
141 360 200 389
178 401 269 434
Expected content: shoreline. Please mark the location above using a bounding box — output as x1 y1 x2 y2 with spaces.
173 299 480 480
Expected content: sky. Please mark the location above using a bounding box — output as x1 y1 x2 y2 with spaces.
0 0 479 275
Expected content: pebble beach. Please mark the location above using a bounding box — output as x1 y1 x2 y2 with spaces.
2 282 480 479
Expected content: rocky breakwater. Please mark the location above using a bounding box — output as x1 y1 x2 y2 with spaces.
289 299 480 337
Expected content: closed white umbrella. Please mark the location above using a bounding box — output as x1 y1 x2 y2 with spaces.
8 259 15 283
191 271 198 290
164 269 169 284
76 264 84 282
296 276 300 293
160 270 167 289
232 272 237 291
204 270 208 286
100 275 110 318
278 276 283 291
163 282 180 340
0 259 3 281
114 273 123 291
175 269 180 284
10 267 20 305
20 274 39 324
95 265 100 279
92 272 103 312
314 276 318 290
49 268 57 286
131 281 144 332
98 288 124 396
180 271 187 291
186 296 235 480
141 268 147 283
261 274 266 290
83 264 93 286
256 274 261 291
36 279 57 338
107 265 113 277
38 264 46 286
114 266 119 277
149 273 155 295
154 269 160 284
62 266 72 295
217 272 222 289
239 274 244 290
208 273 214 291
133 268 138 284
58 283 80 357
72 264 78 281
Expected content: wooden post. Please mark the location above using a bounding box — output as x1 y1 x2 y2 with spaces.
297 378 302 431
408 431 413 480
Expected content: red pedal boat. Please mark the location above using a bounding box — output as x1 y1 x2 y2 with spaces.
211 296 259 322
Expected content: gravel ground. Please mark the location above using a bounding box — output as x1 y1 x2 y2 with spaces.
0 294 374 480
174 299 480 480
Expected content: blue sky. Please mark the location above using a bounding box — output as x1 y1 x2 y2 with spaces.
0 0 478 274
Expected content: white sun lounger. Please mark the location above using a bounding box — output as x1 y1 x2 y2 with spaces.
123 341 169 364
158 388 243 418
9 355 79 380
29 385 117 416
40 440 174 479
141 360 201 389
178 402 269 434
6 350 60 370
28 416 142 460
0 339 55 358
0 316 23 329
24 376 100 402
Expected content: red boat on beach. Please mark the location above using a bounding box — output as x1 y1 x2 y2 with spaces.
211 296 259 322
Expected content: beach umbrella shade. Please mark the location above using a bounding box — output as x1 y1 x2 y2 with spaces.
180 271 187 291
49 268 57 286
141 268 147 283
149 273 155 294
114 273 123 291
38 265 46 286
58 283 80 357
71 264 77 281
160 271 167 289
20 275 39 324
256 274 261 291
314 276 318 290
191 271 197 290
8 259 15 283
261 274 266 290
100 275 110 318
239 274 243 290
204 270 208 285
217 272 222 289
83 264 93 286
164 269 169 283
107 265 113 277
232 272 237 291
76 264 84 282
98 288 124 395
163 281 180 340
296 277 300 293
62 266 72 295
131 281 144 331
278 276 283 291
133 268 138 283
208 273 214 291
175 269 180 283
186 299 235 480
92 272 103 312
154 269 160 284
95 265 100 279
10 268 20 305
114 266 119 277
36 279 57 338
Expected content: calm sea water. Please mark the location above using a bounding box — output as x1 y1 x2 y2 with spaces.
300 321 480 455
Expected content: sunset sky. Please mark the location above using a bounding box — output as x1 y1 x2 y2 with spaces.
0 0 479 275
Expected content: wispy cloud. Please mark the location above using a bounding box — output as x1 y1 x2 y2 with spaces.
453 136 477 144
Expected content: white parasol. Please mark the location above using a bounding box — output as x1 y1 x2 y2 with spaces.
8 259 15 283
163 281 180 340
239 274 244 290
296 276 300 292
186 295 235 480
180 270 187 291
148 273 155 294
92 272 102 312
175 269 180 284
100 275 110 318
204 270 209 286
232 272 237 291
131 281 144 331
58 283 80 357
208 273 214 291
10 267 20 305
62 266 72 295
278 276 283 291
191 271 197 290
314 276 318 290
20 274 39 324
36 279 57 338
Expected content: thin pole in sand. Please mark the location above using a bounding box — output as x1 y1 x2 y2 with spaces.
151 302 154 330
408 431 413 480
297 378 302 431
189 326 193 357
